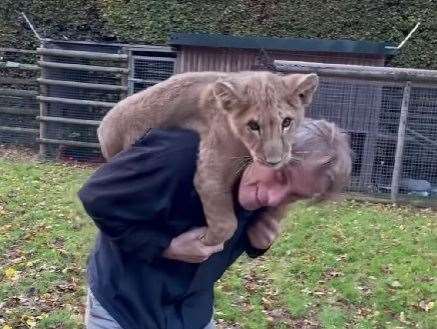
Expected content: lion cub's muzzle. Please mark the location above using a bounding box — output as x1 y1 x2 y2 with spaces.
256 140 290 169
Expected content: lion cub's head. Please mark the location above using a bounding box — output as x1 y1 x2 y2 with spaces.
213 71 319 168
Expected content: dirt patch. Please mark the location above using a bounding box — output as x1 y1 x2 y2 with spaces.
0 144 39 162
0 144 102 169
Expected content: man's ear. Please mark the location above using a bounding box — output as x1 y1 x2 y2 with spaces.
283 73 319 107
213 80 242 111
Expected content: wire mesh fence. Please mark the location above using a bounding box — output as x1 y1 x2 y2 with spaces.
275 60 437 203
128 54 176 94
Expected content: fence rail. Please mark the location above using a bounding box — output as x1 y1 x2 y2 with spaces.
274 60 437 83
37 48 128 61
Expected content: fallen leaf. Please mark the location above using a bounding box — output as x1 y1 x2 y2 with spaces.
4 267 18 281
419 300 434 312
389 280 402 288
26 317 36 328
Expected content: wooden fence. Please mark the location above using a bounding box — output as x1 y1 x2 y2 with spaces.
35 40 174 161
0 48 39 145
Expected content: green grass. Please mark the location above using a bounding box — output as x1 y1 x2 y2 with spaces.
0 158 436 328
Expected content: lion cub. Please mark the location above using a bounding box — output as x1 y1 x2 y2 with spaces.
98 71 318 245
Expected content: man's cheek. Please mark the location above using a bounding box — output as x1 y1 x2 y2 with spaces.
268 187 290 207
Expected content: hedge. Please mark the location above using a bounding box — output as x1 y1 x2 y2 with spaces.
0 0 112 50
1 0 436 69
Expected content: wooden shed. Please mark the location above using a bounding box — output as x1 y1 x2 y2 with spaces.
168 32 397 73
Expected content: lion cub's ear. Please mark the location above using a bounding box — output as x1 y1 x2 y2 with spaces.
213 80 242 111
283 73 319 107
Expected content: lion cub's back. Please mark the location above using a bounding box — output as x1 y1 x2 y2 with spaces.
117 71 225 125
98 71 227 158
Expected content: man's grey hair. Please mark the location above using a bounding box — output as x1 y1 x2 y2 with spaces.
291 119 352 200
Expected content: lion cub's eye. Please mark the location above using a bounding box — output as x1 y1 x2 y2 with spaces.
247 120 260 131
282 117 293 129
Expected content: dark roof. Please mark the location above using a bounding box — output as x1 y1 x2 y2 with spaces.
169 33 398 56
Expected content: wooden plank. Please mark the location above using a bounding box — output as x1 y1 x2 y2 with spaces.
0 61 39 71
390 82 411 202
0 47 37 54
37 96 116 108
38 61 129 73
0 77 37 85
37 116 100 126
37 137 100 148
0 126 38 134
0 106 38 115
274 60 437 83
0 88 37 97
37 48 128 61
38 78 127 91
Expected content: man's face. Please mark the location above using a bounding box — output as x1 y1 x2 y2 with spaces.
238 158 330 210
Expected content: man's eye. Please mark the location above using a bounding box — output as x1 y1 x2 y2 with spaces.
282 117 293 129
247 120 260 131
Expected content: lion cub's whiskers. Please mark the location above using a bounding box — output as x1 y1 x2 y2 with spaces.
233 157 252 177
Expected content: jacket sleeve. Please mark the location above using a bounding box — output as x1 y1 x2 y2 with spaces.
78 129 200 262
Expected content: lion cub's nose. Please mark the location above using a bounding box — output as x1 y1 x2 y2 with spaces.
266 159 281 166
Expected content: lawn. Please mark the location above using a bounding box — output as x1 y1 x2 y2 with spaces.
0 156 435 329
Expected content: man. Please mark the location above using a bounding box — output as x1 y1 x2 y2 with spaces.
79 119 351 329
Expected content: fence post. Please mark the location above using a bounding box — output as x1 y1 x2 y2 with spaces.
390 81 411 202
38 44 49 160
127 49 134 96
120 47 129 99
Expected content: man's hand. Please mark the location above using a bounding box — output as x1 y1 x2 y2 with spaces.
162 227 224 263
247 214 282 250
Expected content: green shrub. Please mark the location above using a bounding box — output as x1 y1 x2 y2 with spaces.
1 1 436 69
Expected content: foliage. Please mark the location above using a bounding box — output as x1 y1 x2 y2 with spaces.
0 155 436 328
0 1 436 69
0 0 112 49
101 0 437 69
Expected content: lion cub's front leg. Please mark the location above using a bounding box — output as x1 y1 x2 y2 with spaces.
194 144 239 246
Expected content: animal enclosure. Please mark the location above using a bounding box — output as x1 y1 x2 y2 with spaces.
1 37 436 204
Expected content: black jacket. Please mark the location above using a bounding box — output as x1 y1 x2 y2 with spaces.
78 129 264 329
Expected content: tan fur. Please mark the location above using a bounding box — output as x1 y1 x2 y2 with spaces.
98 71 318 245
